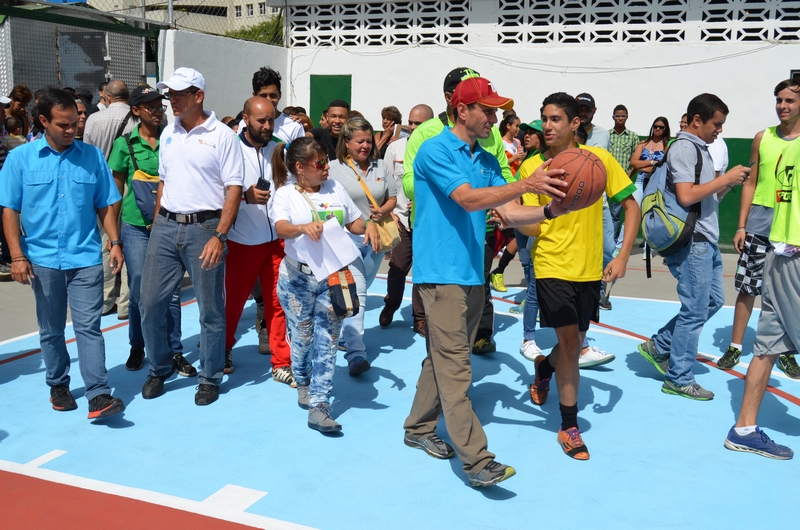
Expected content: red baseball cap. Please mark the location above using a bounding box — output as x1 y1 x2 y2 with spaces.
451 77 514 111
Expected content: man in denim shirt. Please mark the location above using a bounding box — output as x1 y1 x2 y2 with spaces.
0 89 125 419
638 93 751 400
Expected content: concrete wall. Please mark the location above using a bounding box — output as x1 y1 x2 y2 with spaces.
158 29 288 118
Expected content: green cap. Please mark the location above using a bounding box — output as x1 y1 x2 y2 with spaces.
520 119 543 133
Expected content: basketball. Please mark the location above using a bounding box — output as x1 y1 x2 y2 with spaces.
548 149 607 211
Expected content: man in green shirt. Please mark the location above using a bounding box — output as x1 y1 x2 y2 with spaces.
402 67 513 354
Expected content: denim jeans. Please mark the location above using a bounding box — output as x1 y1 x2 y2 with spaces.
514 230 538 341
652 240 725 386
121 222 182 352
341 235 384 362
615 172 646 252
31 263 111 401
602 204 614 269
277 259 342 407
140 214 226 385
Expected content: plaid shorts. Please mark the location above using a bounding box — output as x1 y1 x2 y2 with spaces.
734 233 773 296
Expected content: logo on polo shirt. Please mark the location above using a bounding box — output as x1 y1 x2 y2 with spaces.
165 137 172 145
198 139 217 148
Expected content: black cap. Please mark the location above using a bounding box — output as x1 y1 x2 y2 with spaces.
443 67 481 93
129 85 163 106
576 93 596 109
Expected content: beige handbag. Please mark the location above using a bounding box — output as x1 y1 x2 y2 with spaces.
346 159 401 251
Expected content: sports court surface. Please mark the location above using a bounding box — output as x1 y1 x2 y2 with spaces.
1 274 797 529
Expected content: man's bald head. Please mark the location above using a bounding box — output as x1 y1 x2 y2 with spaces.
408 104 434 132
244 96 275 118
104 80 129 103
243 96 275 146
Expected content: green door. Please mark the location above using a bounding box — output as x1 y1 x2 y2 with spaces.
309 74 352 128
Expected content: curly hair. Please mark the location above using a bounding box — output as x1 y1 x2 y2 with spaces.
380 106 402 125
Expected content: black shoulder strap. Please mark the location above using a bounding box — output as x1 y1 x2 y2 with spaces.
115 110 133 140
438 111 449 127
123 133 139 172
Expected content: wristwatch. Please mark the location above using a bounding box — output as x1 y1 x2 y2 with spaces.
213 231 228 242
110 240 124 248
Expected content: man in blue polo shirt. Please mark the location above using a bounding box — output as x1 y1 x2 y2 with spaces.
0 88 125 420
402 77 566 487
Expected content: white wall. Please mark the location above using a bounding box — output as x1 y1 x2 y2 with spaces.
158 29 289 119
285 42 800 139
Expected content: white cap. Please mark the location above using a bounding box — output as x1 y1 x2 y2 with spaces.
157 67 205 92
0 96 10 106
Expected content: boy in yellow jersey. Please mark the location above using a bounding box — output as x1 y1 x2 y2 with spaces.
724 139 800 460
720 78 800 376
493 92 639 460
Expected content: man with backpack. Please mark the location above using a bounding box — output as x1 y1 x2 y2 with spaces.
638 93 751 400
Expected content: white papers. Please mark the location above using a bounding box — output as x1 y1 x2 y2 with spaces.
292 218 361 281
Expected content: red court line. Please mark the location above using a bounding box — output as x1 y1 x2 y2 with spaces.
0 298 198 366
0 470 259 530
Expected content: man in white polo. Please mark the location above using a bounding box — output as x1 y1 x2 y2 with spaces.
140 67 244 406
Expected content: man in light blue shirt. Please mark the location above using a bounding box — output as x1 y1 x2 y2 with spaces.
0 89 126 420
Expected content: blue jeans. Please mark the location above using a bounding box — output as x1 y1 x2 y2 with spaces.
602 204 614 269
652 240 725 386
341 236 384 362
515 230 538 341
121 222 182 352
615 172 646 252
277 259 342 407
140 214 226 385
31 264 111 401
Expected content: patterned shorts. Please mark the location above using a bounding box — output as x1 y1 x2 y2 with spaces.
734 233 773 296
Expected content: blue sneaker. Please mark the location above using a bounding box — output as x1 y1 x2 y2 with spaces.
509 300 525 314
724 426 793 460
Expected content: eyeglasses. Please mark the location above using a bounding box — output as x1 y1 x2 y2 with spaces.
305 159 328 170
408 121 424 127
142 105 167 114
166 88 198 100
653 125 666 130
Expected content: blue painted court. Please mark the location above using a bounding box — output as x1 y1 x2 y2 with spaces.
0 276 797 529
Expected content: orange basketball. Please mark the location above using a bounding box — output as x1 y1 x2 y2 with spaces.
548 149 607 211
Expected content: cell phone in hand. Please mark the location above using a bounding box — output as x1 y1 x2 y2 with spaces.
256 177 271 191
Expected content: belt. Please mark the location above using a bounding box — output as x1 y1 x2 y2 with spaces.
159 207 221 224
283 255 313 275
692 233 709 243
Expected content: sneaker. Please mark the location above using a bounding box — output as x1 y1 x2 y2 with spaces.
337 343 347 352
125 346 145 371
0 262 11 281
258 326 270 355
379 305 395 328
778 354 800 379
661 379 714 400
308 403 341 433
403 433 455 459
509 300 525 314
519 339 543 362
272 366 297 387
297 384 310 409
173 354 197 377
472 337 496 355
195 384 219 406
466 460 516 487
413 319 427 338
255 303 264 332
87 394 125 419
579 346 616 369
141 367 175 399
490 272 507 292
724 426 794 460
598 297 612 311
50 385 77 411
717 346 742 370
638 339 669 376
348 355 370 376
529 355 551 405
557 427 590 460
224 349 234 374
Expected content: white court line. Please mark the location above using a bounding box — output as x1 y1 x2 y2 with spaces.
203 484 268 512
0 458 316 530
25 450 67 468
0 330 41 346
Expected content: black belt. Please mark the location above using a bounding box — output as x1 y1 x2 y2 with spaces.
693 233 709 243
159 207 221 224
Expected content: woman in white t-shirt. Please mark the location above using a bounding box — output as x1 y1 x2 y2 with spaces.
500 114 524 175
271 137 379 434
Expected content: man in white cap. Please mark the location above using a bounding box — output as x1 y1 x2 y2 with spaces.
139 67 244 406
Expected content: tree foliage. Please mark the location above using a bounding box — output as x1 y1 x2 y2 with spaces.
226 13 284 46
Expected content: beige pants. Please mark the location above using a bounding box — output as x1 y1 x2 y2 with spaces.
404 283 494 474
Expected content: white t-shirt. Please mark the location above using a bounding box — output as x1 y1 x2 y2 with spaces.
159 111 244 213
270 179 362 262
238 113 305 144
502 138 520 156
707 136 729 176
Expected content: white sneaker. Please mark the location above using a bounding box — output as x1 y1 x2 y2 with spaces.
520 340 543 362
579 345 616 368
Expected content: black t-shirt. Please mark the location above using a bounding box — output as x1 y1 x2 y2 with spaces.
310 128 338 160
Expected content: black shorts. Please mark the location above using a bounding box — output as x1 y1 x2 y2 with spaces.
536 278 600 332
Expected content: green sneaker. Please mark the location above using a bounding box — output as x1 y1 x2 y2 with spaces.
491 272 507 293
638 339 669 376
778 354 800 379
509 300 525 314
473 337 497 355
717 346 742 370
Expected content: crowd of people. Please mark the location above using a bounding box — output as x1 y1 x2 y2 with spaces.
0 64 799 487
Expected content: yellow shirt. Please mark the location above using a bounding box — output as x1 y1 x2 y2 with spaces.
519 145 636 282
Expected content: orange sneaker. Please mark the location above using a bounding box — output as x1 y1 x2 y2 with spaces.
529 355 551 405
557 427 590 460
